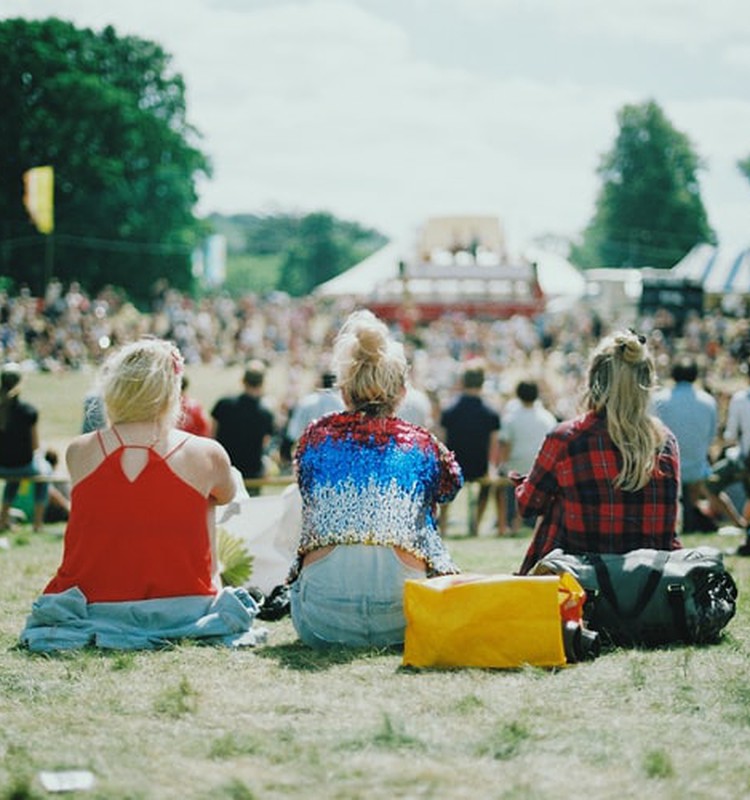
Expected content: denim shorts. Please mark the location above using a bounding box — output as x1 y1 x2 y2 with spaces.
0 455 50 504
706 454 750 496
290 544 426 648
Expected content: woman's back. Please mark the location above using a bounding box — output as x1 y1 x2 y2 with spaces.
516 330 681 574
45 428 218 602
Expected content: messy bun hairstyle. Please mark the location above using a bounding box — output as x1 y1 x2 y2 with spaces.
584 329 666 491
333 309 407 415
99 338 184 428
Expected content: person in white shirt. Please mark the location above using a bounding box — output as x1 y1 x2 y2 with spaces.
498 380 557 533
285 371 345 449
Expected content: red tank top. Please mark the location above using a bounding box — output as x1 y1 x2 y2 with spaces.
44 429 215 602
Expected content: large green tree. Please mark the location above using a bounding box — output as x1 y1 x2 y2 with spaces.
0 18 209 304
571 100 714 269
278 212 379 297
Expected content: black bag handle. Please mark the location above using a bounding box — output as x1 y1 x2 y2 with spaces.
588 550 670 620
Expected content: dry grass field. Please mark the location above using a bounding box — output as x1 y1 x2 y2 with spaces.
2 369 750 799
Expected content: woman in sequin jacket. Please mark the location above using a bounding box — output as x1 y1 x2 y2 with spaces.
289 309 463 648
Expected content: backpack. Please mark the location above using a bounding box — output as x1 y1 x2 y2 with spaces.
531 547 737 647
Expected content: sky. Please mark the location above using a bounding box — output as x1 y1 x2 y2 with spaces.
3 0 750 255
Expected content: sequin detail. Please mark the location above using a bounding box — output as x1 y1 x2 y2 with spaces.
290 412 463 581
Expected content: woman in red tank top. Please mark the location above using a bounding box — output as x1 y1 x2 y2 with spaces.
21 339 261 651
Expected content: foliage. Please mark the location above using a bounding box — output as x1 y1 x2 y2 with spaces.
739 154 750 185
571 100 715 269
217 528 254 587
208 211 388 297
0 17 209 305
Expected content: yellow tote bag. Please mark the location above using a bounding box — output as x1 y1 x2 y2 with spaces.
403 573 583 669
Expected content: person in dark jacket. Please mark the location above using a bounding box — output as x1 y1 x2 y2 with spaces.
439 360 503 535
211 361 275 493
0 364 49 531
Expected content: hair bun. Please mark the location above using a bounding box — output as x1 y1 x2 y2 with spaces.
354 326 385 364
616 331 646 365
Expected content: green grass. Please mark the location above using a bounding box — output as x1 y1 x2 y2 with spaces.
3 371 750 797
224 253 285 296
2 526 749 798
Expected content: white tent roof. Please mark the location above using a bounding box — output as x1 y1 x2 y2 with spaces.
522 246 586 298
317 241 586 302
672 244 750 294
315 241 403 297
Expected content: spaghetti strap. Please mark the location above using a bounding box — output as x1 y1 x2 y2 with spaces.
95 430 109 457
164 435 190 461
111 426 125 447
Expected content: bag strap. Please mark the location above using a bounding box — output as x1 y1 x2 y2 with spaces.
588 550 669 619
666 583 689 643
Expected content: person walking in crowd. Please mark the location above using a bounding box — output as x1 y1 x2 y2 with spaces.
284 369 344 451
289 309 463 648
708 358 750 554
0 364 49 532
178 375 211 437
515 329 681 574
397 381 435 429
21 338 260 651
439 359 503 536
498 380 557 533
651 355 746 533
211 360 275 493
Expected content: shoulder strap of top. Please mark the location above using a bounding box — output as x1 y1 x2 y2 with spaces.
164 435 190 461
111 425 125 446
95 429 109 457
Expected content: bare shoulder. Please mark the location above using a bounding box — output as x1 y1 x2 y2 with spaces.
66 432 105 483
180 434 230 464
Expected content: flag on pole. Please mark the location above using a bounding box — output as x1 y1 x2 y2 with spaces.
23 165 54 234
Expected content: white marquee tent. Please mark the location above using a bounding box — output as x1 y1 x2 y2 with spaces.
316 241 586 304
671 243 750 294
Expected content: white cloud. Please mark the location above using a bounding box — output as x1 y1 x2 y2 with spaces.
3 0 749 249
723 43 750 68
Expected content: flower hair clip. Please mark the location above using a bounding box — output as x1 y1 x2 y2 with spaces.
171 348 184 376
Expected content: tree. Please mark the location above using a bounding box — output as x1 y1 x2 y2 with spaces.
208 211 388 296
278 212 369 296
0 18 209 304
571 100 714 269
739 154 750 185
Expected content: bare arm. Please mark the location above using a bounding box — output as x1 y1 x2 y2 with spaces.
209 445 235 506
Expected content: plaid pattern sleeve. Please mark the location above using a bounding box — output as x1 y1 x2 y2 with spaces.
517 411 681 574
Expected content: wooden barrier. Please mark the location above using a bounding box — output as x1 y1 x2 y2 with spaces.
242 474 513 491
0 474 67 484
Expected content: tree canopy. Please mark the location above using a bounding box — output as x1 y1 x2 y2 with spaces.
571 100 715 270
209 211 388 297
0 17 209 304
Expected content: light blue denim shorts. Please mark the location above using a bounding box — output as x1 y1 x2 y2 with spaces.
290 544 426 648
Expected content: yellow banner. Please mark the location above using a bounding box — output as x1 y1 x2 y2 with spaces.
23 165 54 234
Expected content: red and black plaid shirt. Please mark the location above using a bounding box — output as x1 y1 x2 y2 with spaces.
517 410 681 574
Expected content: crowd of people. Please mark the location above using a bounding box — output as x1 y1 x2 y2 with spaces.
4 277 750 650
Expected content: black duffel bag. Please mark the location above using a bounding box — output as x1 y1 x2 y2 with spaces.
531 546 738 647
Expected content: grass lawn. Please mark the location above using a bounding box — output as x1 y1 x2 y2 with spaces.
2 371 750 798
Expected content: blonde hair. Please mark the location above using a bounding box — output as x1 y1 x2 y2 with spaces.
99 339 184 427
333 309 407 415
584 329 666 492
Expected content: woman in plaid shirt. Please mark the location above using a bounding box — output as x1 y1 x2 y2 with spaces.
515 329 681 574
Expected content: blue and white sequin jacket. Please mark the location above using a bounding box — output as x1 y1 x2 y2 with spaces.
289 411 463 581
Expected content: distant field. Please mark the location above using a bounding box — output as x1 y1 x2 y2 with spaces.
22 361 287 458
